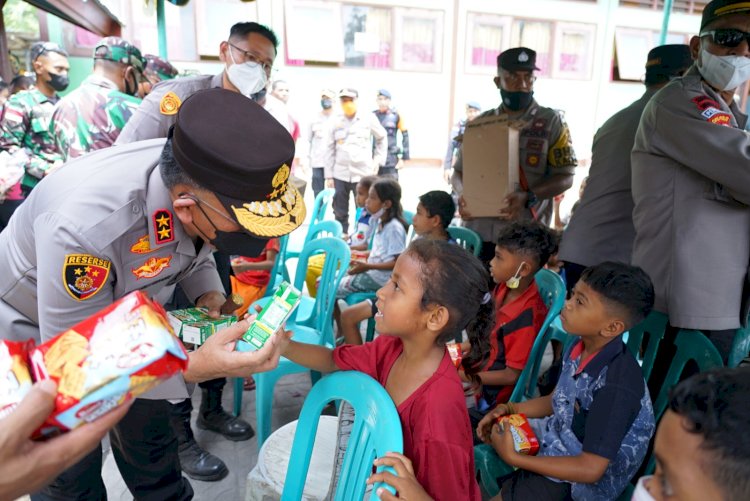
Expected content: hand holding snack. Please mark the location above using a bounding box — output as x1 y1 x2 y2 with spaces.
0 380 130 501
476 403 512 443
491 419 520 464
348 260 368 275
195 290 226 319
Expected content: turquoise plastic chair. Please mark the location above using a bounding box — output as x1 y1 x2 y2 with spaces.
729 321 750 367
261 234 289 298
447 226 482 257
624 310 669 383
285 188 336 263
282 219 342 289
281 371 403 501
235 237 351 447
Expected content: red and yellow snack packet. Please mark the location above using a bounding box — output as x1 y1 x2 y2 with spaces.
29 291 188 436
447 342 463 368
0 340 34 420
497 413 540 455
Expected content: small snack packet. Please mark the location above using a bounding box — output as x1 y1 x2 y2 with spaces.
29 291 188 436
238 281 301 352
167 308 237 346
0 339 34 420
446 342 463 368
497 413 540 455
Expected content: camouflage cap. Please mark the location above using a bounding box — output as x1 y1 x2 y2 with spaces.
93 37 146 77
144 54 179 82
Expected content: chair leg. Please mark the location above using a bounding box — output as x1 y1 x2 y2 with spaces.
254 371 283 449
232 377 243 416
365 318 376 343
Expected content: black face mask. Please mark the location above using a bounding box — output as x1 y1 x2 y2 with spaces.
320 98 333 109
124 70 139 97
47 72 69 92
192 199 268 257
500 90 533 111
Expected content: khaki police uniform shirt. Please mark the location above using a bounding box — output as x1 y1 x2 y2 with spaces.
559 88 657 267
452 100 577 243
305 110 333 168
632 66 750 330
323 111 387 182
0 139 223 398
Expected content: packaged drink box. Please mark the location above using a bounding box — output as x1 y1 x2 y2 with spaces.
167 308 237 346
238 281 301 352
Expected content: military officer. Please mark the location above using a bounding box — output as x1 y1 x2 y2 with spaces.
0 42 69 228
140 53 179 97
452 47 578 265
0 88 305 500
50 36 144 161
373 88 409 180
115 21 283 480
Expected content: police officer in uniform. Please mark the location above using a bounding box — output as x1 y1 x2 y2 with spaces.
116 21 281 480
452 47 578 265
0 88 305 500
373 88 409 180
559 44 692 292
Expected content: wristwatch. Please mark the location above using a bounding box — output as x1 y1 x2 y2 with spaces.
524 190 538 209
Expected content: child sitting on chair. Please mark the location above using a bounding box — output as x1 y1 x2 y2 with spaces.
467 221 558 433
305 175 377 296
477 262 656 500
282 239 493 500
338 190 456 345
230 238 280 316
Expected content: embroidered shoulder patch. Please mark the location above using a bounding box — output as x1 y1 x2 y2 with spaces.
63 254 111 301
153 209 174 245
159 91 181 116
132 255 172 279
130 234 154 254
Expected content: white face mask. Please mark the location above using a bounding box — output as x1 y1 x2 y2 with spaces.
226 46 268 98
698 47 750 91
631 476 656 501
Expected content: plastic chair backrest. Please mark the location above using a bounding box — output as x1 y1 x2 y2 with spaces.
509 270 567 402
729 323 750 368
264 235 289 294
446 226 482 257
294 237 350 345
310 188 335 226
281 371 403 501
403 210 414 226
304 219 343 247
625 310 669 382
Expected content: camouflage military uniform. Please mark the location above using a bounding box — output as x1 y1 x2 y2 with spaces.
50 74 141 160
0 88 62 190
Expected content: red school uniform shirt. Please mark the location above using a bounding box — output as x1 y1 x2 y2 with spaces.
481 282 548 405
233 238 280 286
333 335 481 501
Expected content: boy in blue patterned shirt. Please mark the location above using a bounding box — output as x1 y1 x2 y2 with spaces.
478 262 656 500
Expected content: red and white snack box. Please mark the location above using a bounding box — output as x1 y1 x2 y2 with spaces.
446 342 463 368
0 339 34 420
497 413 540 455
30 291 189 436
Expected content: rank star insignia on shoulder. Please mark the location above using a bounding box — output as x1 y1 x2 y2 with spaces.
152 209 174 245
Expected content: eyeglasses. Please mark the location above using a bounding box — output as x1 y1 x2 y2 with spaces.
500 70 537 86
181 193 245 232
700 29 750 48
227 42 273 74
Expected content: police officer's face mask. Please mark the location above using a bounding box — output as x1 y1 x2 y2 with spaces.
500 89 533 111
698 47 750 91
226 45 268 99
186 195 268 257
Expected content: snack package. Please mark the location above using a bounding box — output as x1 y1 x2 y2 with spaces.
497 413 540 455
446 342 462 368
0 340 34 420
238 281 301 352
29 291 188 436
167 308 237 346
350 250 369 261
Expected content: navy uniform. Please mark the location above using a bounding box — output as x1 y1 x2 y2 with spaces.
0 89 304 500
560 45 692 291
373 88 409 179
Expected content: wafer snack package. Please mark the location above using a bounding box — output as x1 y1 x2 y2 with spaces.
167 308 237 346
446 342 463 368
497 413 540 455
238 281 301 352
29 291 188 436
0 340 34 420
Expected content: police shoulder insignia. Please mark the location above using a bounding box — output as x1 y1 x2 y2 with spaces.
153 209 174 245
63 254 111 301
130 234 154 254
159 91 181 116
132 255 172 280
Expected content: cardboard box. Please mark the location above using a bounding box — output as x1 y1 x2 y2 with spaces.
462 115 521 217
239 281 301 351
167 308 237 346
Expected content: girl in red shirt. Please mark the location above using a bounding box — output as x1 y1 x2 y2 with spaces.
283 239 492 500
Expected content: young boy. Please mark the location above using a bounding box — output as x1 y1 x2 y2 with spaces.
635 367 750 501
467 222 558 429
338 190 456 345
477 261 656 500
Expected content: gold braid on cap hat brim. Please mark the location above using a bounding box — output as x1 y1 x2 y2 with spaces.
231 164 306 237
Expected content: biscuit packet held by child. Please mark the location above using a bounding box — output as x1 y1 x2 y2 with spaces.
0 340 34 420
446 342 463 368
237 281 301 352
29 291 188 437
497 413 540 455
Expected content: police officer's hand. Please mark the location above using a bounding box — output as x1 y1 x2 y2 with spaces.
196 290 226 319
499 191 528 220
185 317 293 383
325 178 335 189
367 452 433 501
0 380 131 500
457 195 473 221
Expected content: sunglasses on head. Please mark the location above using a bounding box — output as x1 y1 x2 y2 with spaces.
701 28 750 48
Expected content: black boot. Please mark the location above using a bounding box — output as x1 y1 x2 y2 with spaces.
170 399 229 482
196 386 255 441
